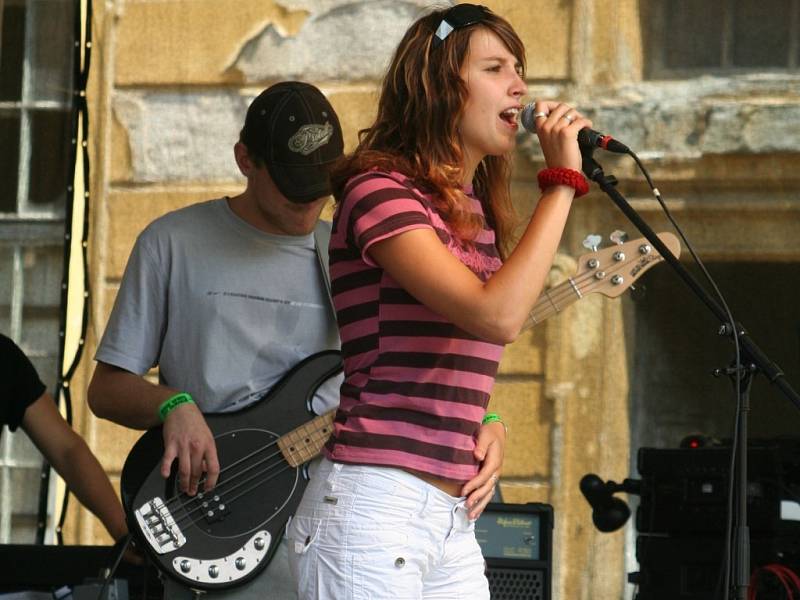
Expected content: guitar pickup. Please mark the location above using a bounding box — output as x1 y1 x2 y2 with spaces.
193 492 231 525
135 496 187 554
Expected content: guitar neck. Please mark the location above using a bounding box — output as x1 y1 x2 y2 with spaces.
522 234 675 330
523 277 582 330
277 411 336 467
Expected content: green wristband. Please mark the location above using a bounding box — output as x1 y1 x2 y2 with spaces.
482 412 503 425
482 412 508 433
158 392 194 422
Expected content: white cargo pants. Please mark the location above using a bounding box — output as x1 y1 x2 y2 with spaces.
287 458 490 600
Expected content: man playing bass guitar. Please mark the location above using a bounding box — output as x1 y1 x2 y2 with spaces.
88 81 506 600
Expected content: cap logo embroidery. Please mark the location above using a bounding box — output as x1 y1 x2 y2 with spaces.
288 122 334 156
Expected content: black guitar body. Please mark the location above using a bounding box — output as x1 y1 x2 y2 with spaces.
120 350 343 590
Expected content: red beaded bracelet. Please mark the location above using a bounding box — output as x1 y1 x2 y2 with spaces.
537 167 589 198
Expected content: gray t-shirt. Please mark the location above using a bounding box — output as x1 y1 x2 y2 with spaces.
96 198 341 415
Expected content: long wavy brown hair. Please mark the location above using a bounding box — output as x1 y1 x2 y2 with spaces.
330 5 526 256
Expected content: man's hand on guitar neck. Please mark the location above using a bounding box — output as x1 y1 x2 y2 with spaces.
462 420 506 520
161 402 220 495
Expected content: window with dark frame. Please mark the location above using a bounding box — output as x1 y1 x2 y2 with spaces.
643 0 799 78
0 0 75 543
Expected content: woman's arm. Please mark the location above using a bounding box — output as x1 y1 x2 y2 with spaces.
368 186 574 343
367 101 590 344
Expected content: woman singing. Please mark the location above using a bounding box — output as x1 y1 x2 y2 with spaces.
288 4 591 598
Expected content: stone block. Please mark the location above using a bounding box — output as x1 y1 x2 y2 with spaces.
703 103 800 154
498 482 550 505
113 90 248 183
91 418 142 473
327 89 378 153
489 379 551 478
320 198 336 222
94 282 119 344
499 326 545 375
110 113 132 184
491 0 571 80
589 0 644 85
115 0 308 86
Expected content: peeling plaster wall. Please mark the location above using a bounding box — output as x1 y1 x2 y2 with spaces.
233 1 427 81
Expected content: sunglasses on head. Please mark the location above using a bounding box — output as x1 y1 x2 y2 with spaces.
432 3 490 49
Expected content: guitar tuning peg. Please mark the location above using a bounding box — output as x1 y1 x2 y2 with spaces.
582 234 603 252
630 282 647 301
610 230 628 245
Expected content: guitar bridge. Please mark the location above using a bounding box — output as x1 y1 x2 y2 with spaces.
135 496 187 554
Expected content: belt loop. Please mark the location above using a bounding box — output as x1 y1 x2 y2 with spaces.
420 487 433 518
326 459 342 485
453 499 467 527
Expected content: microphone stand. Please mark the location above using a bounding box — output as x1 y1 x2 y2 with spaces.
581 152 800 600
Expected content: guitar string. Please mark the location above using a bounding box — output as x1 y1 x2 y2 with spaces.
157 418 331 512
171 456 289 529
169 433 327 530
159 429 329 528
150 426 326 534
140 247 659 537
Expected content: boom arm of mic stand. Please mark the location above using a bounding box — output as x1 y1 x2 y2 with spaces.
581 154 800 409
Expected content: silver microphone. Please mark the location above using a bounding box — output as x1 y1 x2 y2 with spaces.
520 102 629 154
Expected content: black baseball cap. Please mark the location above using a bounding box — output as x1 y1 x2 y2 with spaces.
240 81 344 203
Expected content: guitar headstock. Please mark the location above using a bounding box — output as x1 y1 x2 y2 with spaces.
573 232 680 298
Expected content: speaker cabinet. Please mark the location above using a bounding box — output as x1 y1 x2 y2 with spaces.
476 502 553 600
0 544 162 598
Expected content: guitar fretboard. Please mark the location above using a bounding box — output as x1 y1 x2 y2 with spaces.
277 411 336 467
523 277 582 330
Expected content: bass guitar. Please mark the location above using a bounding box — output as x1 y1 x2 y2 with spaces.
120 232 680 590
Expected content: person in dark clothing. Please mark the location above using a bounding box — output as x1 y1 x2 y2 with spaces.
1 333 128 543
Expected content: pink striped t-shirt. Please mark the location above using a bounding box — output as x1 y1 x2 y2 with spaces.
323 170 505 483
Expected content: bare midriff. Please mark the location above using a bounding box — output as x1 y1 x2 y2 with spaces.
406 469 464 498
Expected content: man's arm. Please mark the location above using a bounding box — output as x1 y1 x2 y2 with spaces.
88 362 220 493
88 362 173 429
461 421 506 520
22 392 128 541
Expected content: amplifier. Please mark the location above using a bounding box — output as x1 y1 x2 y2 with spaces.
475 502 553 600
636 444 785 535
633 533 800 600
0 544 162 598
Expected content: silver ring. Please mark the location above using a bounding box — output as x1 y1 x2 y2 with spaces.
563 114 574 123
532 111 548 119
490 474 498 484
